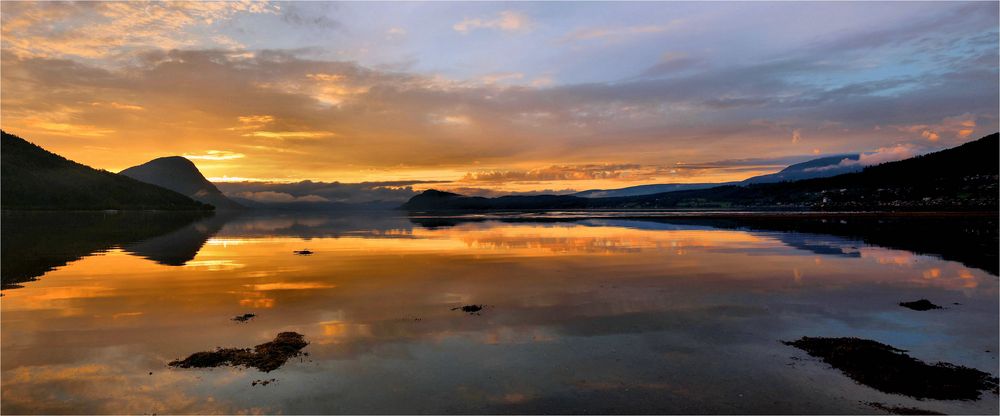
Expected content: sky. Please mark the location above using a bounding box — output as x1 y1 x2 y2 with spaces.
1 1 998 195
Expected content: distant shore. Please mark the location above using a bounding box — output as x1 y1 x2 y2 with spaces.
404 210 1000 219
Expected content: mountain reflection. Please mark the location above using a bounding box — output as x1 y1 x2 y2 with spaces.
0 212 418 291
1 211 211 289
2 211 996 292
408 214 998 276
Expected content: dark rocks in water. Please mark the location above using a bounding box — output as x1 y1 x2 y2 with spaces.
168 332 308 372
451 304 485 315
293 249 313 255
232 313 256 322
784 337 998 400
899 299 942 311
865 402 943 415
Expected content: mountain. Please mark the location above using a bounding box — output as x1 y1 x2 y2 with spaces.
574 183 731 198
574 154 861 198
1 131 212 211
120 156 243 210
402 133 999 211
740 154 861 184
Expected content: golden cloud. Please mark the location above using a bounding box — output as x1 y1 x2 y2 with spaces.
182 150 245 161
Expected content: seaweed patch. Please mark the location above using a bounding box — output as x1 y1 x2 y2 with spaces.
169 332 308 372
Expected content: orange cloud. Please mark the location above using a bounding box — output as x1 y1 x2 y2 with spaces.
0 1 278 59
243 131 337 139
900 113 977 143
182 150 245 160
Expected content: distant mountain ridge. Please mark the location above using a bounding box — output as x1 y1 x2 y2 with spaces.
403 133 999 211
740 153 861 185
574 153 862 198
574 182 731 198
1 131 212 211
120 157 243 210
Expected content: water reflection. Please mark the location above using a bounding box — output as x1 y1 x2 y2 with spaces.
1 212 997 414
410 214 999 275
0 211 211 289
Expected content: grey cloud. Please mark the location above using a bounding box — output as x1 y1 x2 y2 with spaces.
279 3 342 30
216 180 443 204
636 53 707 78
673 155 815 171
801 2 997 55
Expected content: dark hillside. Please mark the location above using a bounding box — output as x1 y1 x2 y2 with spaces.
402 133 999 212
1 131 212 211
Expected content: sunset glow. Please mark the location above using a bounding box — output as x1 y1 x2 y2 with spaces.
2 1 997 194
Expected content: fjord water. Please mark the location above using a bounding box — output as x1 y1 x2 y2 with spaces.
1 212 997 414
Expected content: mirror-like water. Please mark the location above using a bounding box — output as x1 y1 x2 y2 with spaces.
2 212 997 414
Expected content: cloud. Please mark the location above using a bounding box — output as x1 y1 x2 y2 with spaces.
530 75 554 87
183 150 245 161
0 1 996 189
429 114 472 126
854 144 919 165
3 45 995 185
234 191 329 203
462 164 642 183
0 1 279 59
801 2 997 55
386 27 406 39
22 121 115 137
637 52 706 78
898 113 978 143
455 155 817 189
453 11 530 34
560 22 681 43
809 144 921 172
243 131 337 139
90 101 144 111
237 115 275 125
279 3 341 30
671 155 811 171
479 72 524 85
217 180 442 204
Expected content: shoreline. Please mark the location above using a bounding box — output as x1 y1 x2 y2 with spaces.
404 210 1000 219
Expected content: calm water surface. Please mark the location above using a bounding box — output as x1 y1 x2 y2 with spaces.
1 212 997 414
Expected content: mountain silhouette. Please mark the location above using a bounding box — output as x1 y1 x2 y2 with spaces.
1 131 211 211
574 154 861 198
574 182 731 198
120 156 243 210
403 133 998 211
740 154 861 185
